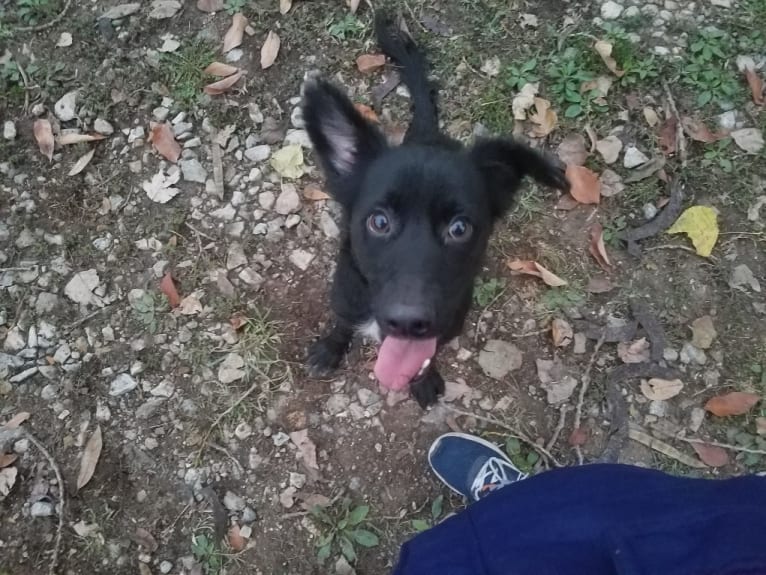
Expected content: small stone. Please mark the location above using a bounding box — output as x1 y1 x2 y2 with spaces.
136 489 147 503
573 333 587 355
41 384 58 401
53 343 71 364
55 90 78 121
218 353 245 383
690 315 716 349
110 373 138 396
289 249 314 271
258 191 276 210
127 126 144 143
226 242 247 270
30 501 55 517
663 348 679 362
289 472 307 489
180 159 207 183
96 402 111 422
679 342 706 365
234 422 253 439
320 212 340 239
357 388 381 407
689 407 706 432
536 358 578 404
477 340 523 379
601 1 624 19
3 326 26 352
238 267 264 288
285 214 301 228
153 106 170 122
710 0 731 6
159 561 173 574
223 491 246 512
649 400 668 417
623 146 649 168
94 118 114 135
325 394 350 415
624 5 640 17
245 145 271 162
279 486 296 508
283 128 312 148
242 506 257 524
272 432 290 447
3 121 16 140
275 184 301 215
642 203 658 220
27 326 38 348
136 398 165 419
150 380 174 397
64 269 103 307
211 203 237 221
10 367 38 383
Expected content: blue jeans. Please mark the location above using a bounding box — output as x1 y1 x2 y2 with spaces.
392 464 766 575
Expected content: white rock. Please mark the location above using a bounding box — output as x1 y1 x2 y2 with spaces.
3 326 26 352
127 126 144 143
289 472 306 489
283 129 312 148
601 1 624 19
623 146 649 168
477 340 523 379
289 249 314 271
27 326 38 348
31 501 55 517
238 267 264 287
226 242 247 270
150 380 175 397
223 491 246 511
94 118 114 135
149 0 181 19
153 107 170 122
211 203 236 221
258 191 276 210
245 145 271 162
96 402 111 422
53 343 71 364
218 353 245 383
110 373 138 396
10 367 38 383
234 422 253 439
180 159 207 183
55 90 78 122
159 560 173 574
320 212 340 239
64 269 103 307
3 121 16 140
275 184 301 215
710 0 731 6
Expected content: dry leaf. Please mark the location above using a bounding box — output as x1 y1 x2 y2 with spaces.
581 76 613 98
77 425 102 490
586 276 614 293
588 223 611 271
731 128 764 154
659 116 678 156
34 119 55 161
512 82 538 120
551 318 573 347
704 392 760 417
279 0 292 14
160 272 181 308
271 144 305 179
556 134 588 166
691 442 729 468
204 62 239 77
599 169 624 197
528 97 557 137
58 132 106 145
0 453 18 468
228 524 246 551
643 107 659 127
690 315 716 349
681 117 722 143
667 205 719 257
617 338 651 364
348 0 360 13
149 122 181 162
289 429 319 470
745 67 764 105
356 53 386 75
223 13 248 52
133 527 159 552
623 156 666 183
260 31 281 69
507 260 568 287
68 148 95 176
628 427 707 469
640 378 684 401
0 467 17 500
596 135 622 164
197 0 223 11
178 293 202 315
354 103 379 123
203 71 244 95
143 169 181 203
303 183 330 201
2 412 30 429
593 40 624 77
555 194 579 210
566 164 601 205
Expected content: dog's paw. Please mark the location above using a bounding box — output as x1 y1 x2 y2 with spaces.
547 157 570 192
306 337 344 377
410 369 445 409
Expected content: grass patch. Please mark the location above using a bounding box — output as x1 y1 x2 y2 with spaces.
161 40 216 108
327 13 367 41
310 498 380 565
473 277 506 307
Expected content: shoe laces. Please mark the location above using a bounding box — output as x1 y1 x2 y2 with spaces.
470 457 525 501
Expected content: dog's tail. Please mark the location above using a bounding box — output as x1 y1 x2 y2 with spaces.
375 12 439 142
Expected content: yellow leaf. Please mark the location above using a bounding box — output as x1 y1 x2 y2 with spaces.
667 206 719 257
270 144 305 179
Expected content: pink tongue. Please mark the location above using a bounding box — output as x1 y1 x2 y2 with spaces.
374 336 438 391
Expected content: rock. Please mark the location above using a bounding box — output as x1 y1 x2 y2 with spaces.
159 561 173 574
289 249 314 271
325 394 350 415
601 1 624 19
211 203 237 221
689 407 706 432
335 556 356 575
729 264 761 293
10 367 38 383
275 184 301 215
663 348 679 362
573 333 587 355
238 267 263 288
284 128 312 148
642 203 658 220
102 2 140 19
477 340 523 379
623 146 649 168
223 491 246 511
357 388 381 407
242 506 257 523
53 343 71 364
272 432 290 447
320 212 340 239
226 242 247 270
55 90 78 121
245 145 271 162
64 269 103 307
279 486 296 508
234 422 252 440
27 326 37 348
649 400 668 417
153 106 170 122
35 292 59 315
41 384 58 400
536 358 578 404
150 380 174 397
218 353 245 383
30 501 55 517
679 342 706 365
15 228 36 249
690 315 716 349
710 0 731 6
149 0 181 19
3 121 16 140
180 159 207 183
258 191 276 210
96 402 111 422
94 118 114 135
109 373 138 396
3 326 26 352
136 397 165 419
289 472 306 489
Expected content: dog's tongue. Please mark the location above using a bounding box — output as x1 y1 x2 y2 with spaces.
374 336 438 391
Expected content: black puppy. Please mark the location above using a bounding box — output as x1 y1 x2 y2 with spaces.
302 14 569 408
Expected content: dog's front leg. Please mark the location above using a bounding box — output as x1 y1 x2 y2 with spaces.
410 362 445 409
306 320 354 377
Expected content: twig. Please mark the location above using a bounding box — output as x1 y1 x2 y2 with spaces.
14 57 31 113
161 504 191 538
0 266 38 272
509 328 548 339
663 80 687 168
185 222 217 243
64 305 111 332
208 442 244 472
573 334 605 464
11 287 29 328
24 431 65 575
438 402 562 467
15 0 72 32
680 437 766 457
544 405 569 452
644 244 719 262
402 0 427 32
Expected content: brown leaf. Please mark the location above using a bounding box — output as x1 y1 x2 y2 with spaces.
68 148 95 176
204 62 239 77
303 183 330 201
568 426 589 446
588 223 611 271
148 122 181 163
551 318 573 347
260 31 281 69
580 76 613 98
354 103 379 123
279 0 292 14
704 392 760 417
34 119 55 161
528 97 557 137
160 272 181 308
0 453 18 469
690 315 716 349
691 442 729 468
555 194 579 211
356 53 386 75
289 429 319 470
566 164 601 205
76 425 102 491
229 312 248 330
640 378 684 401
681 117 724 143
586 276 614 293
659 116 677 157
617 338 651 364
203 71 244 95
745 68 764 105
507 259 568 287
2 412 30 429
223 13 248 52
228 524 245 551
197 0 223 11
556 134 588 166
593 40 624 77
132 527 159 552
58 132 106 145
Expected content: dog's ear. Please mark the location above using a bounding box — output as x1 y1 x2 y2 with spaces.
302 77 387 188
468 138 570 219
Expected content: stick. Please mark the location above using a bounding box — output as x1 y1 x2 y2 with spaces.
573 334 605 464
644 244 719 262
680 437 766 457
15 0 72 32
663 80 687 168
438 402 562 467
24 432 65 575
544 405 569 452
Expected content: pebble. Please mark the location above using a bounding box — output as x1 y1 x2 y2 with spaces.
218 353 245 384
272 432 290 447
325 394 350 415
241 506 257 524
109 373 138 396
573 333 587 355
623 146 649 168
477 340 523 379
679 342 706 365
275 184 301 215
601 1 624 19
136 398 165 419
234 422 253 439
642 203 658 220
238 267 264 287
289 249 314 271
30 501 55 517
96 402 111 422
320 212 340 239
127 126 144 144
245 145 271 162
159 561 173 574
53 343 71 364
153 107 170 122
180 159 207 183
226 242 248 270
289 472 306 489
3 326 26 352
258 191 276 211
3 121 16 140
54 90 78 121
211 203 237 221
223 491 246 511
689 407 706 432
663 348 679 362
94 118 114 135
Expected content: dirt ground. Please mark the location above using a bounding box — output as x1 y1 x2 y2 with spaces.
1 0 765 574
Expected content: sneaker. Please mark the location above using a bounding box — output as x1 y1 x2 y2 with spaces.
427 432 527 503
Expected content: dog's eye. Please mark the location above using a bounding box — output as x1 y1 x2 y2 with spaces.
367 210 391 236
446 217 472 243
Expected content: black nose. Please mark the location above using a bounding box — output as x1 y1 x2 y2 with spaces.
381 304 434 338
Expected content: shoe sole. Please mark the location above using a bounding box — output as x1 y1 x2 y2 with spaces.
427 432 518 500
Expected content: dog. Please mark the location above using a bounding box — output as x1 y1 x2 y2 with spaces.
301 13 570 408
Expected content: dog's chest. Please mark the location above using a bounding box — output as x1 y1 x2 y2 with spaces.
356 318 382 343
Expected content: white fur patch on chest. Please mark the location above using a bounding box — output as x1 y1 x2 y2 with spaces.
356 319 382 343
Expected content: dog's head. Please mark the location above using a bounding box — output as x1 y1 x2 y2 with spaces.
303 78 568 387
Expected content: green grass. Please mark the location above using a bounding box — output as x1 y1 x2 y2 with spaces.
310 498 380 565
680 28 743 108
410 495 446 533
223 0 247 15
16 0 57 25
327 13 367 41
192 533 224 575
161 40 216 108
473 277 506 307
539 286 585 316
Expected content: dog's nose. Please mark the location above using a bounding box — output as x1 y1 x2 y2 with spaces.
381 304 434 338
